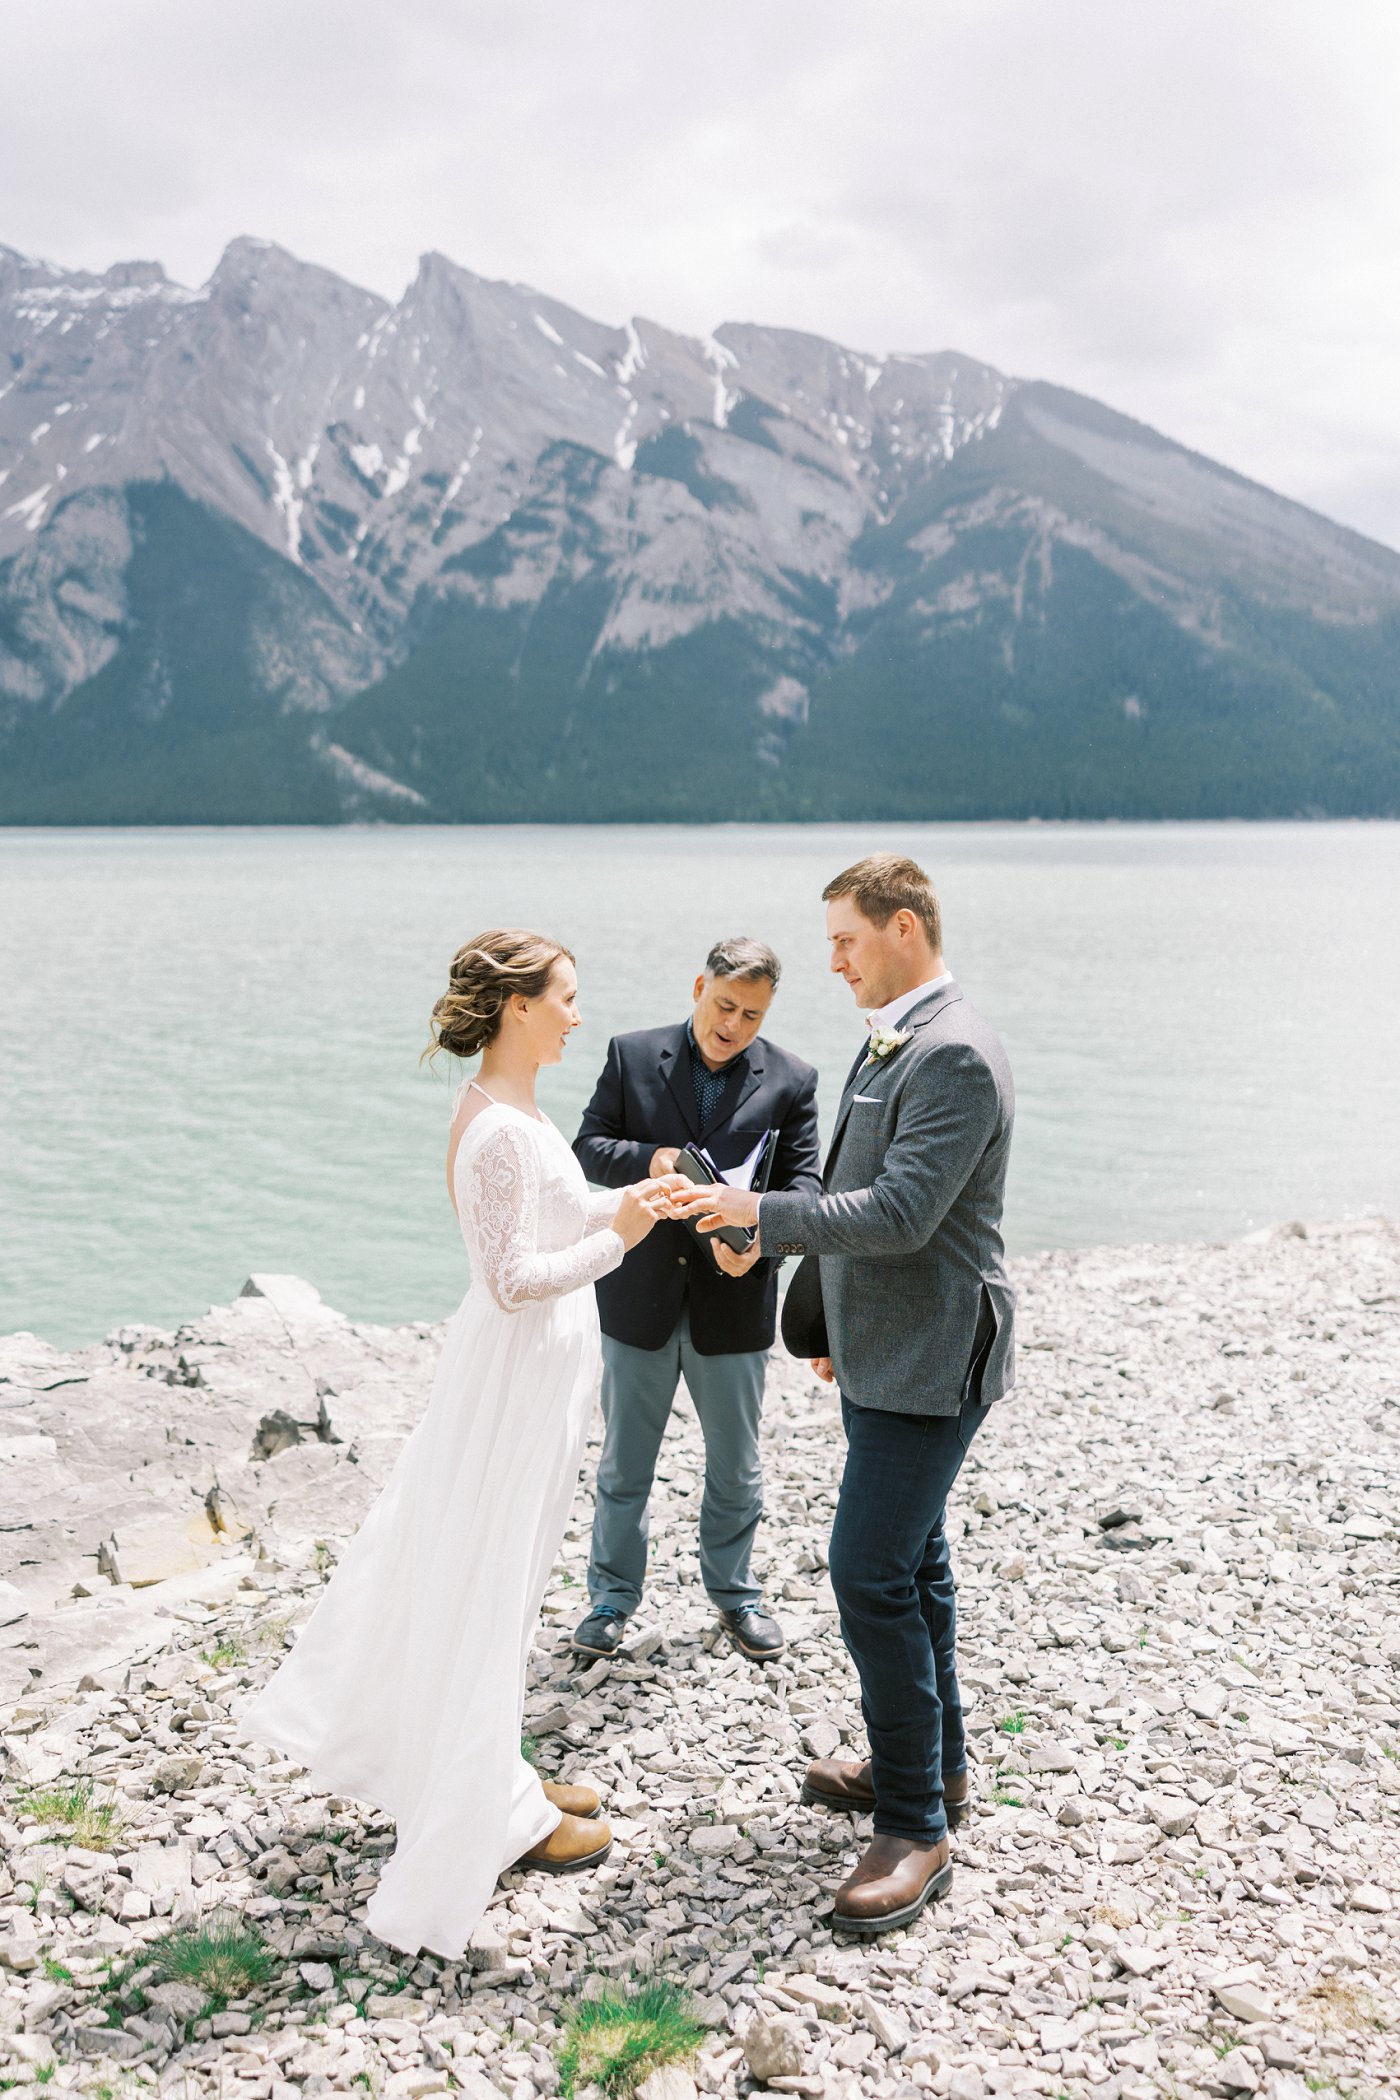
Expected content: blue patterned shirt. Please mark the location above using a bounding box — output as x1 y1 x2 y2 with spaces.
687 1022 741 1134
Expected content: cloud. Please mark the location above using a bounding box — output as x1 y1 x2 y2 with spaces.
4 0 1400 543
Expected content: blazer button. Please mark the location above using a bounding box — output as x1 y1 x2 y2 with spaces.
678 1255 688 1266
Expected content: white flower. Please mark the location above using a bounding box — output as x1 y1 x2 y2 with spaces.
867 1025 910 1062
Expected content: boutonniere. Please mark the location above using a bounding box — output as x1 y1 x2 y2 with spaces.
867 1025 910 1062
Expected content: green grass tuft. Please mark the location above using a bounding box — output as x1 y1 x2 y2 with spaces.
21 1777 124 1851
997 1711 1026 1734
200 1637 247 1669
557 1977 705 2098
521 1733 540 1768
143 1912 279 2010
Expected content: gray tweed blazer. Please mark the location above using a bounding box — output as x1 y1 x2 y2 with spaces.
762 980 1016 1416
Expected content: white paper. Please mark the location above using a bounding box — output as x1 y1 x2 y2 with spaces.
702 1131 770 1191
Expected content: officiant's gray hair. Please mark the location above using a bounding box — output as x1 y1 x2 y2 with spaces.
705 936 781 989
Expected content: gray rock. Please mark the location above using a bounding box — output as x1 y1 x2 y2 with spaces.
947 2069 987 2100
1029 1743 1077 1773
798 1720 840 1761
857 1995 912 2053
146 1980 209 2020
1096 1503 1144 1530
74 2025 145 2060
1210 1974 1274 2025
1141 1791 1197 1835
775 1977 849 2022
635 2069 697 2100
1217 2052 1260 2093
744 2015 805 2082
686 1825 736 1858
150 1752 204 1793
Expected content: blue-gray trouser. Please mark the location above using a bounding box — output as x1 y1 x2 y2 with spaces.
587 1309 768 1615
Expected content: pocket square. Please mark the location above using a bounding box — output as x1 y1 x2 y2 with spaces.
852 1093 881 1104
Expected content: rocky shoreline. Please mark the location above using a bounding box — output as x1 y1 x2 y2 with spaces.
2 1219 1398 2100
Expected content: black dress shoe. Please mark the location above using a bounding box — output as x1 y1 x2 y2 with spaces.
570 1606 629 1658
717 1606 785 1660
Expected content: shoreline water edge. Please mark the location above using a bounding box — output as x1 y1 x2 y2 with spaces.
1 1217 1397 2098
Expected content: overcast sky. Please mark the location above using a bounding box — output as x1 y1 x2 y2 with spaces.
6 0 1400 545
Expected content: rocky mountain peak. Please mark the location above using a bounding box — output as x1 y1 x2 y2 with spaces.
2 232 1398 824
101 257 171 291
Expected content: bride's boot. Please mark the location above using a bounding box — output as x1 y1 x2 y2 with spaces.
542 1779 602 1819
519 1812 613 1874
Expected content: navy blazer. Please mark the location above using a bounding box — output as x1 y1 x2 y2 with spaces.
574 1021 822 1355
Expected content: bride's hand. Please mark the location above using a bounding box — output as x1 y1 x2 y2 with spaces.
654 1172 691 1212
614 1180 672 1250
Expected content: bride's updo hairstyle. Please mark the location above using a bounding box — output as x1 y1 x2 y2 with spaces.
424 929 575 1063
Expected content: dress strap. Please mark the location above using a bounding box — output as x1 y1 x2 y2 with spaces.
451 1077 546 1127
451 1076 498 1120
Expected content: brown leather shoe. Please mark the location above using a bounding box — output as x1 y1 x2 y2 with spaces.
802 1759 971 1830
802 1756 877 1811
518 1812 613 1874
542 1778 602 1819
832 1834 953 1935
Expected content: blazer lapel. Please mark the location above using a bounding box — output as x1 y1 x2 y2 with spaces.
822 982 964 1177
724 1045 764 1124
824 1038 875 1176
902 979 963 1035
658 1024 703 1144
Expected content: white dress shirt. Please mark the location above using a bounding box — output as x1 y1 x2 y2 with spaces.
865 970 953 1038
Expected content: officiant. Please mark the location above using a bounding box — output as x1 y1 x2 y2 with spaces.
572 937 821 1663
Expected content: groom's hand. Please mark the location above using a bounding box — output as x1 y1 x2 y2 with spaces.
812 1356 835 1383
669 1184 761 1234
712 1232 763 1278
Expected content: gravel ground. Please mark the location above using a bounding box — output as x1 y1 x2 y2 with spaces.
1 1215 1397 2100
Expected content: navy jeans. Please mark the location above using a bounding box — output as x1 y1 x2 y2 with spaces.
827 1390 989 1843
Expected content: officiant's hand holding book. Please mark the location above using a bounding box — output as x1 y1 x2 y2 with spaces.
711 1232 764 1278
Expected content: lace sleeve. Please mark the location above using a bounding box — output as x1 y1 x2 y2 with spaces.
460 1120 624 1312
584 1187 624 1236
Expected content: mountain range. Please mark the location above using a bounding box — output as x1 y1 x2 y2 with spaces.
3 235 1399 823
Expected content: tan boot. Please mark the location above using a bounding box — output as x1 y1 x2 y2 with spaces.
542 1778 602 1819
518 1812 613 1875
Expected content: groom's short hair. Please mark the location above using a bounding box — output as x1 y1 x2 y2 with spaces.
823 854 943 950
705 935 781 989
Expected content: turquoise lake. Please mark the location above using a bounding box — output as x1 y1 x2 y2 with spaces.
3 822 1397 1344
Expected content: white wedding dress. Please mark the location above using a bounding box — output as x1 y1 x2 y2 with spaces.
240 1082 625 1957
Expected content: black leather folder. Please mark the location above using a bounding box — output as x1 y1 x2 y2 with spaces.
673 1129 778 1257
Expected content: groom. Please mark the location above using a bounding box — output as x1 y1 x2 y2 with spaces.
673 854 1015 1935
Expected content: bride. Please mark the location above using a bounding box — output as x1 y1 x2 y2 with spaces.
240 929 673 1957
